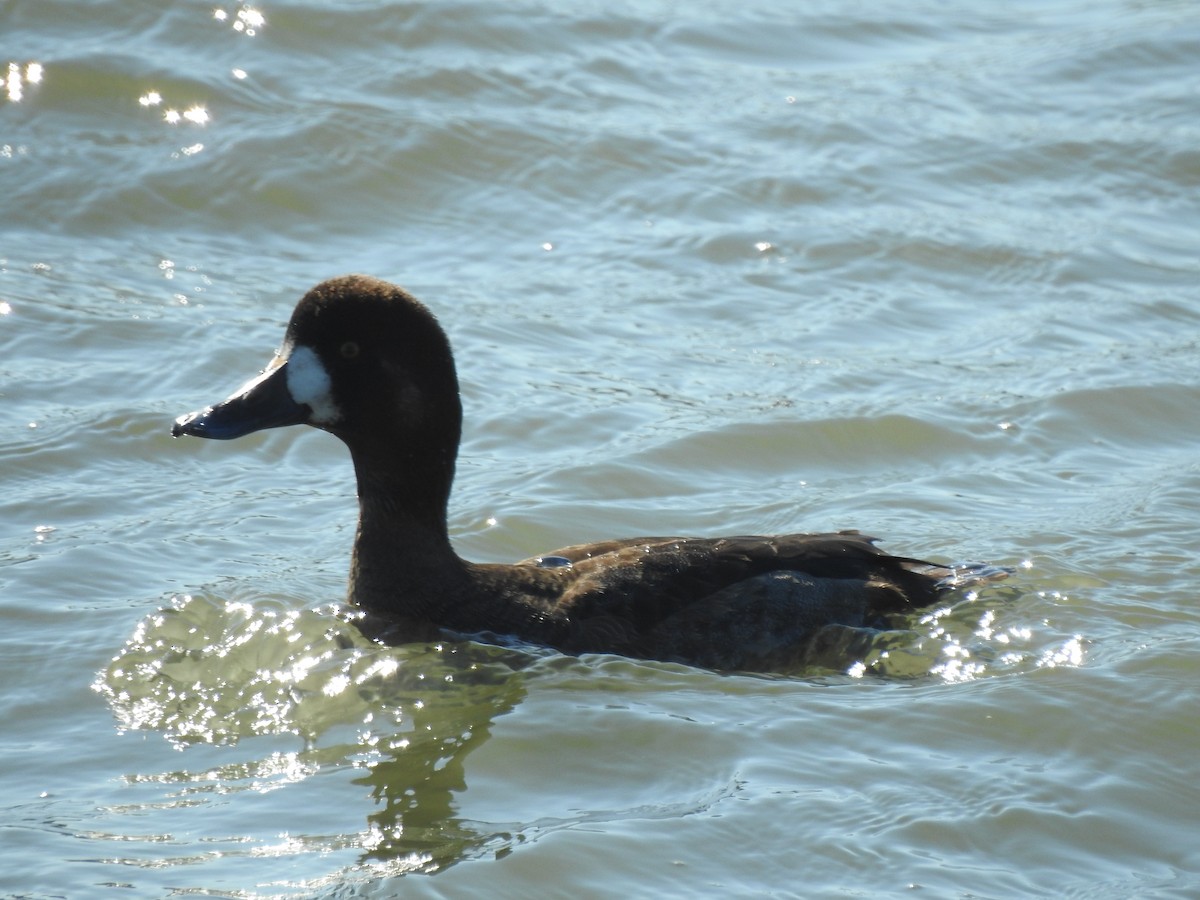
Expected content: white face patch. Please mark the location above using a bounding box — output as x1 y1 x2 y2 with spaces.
286 344 340 425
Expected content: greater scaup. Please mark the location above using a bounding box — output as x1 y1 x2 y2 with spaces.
172 275 1003 672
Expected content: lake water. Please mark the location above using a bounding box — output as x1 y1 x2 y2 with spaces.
3 0 1199 896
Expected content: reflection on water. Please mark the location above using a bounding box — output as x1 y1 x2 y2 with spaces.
8 0 1186 889
93 594 534 749
94 594 534 874
89 570 1085 877
214 6 266 37
2 61 43 104
353 694 519 876
96 577 1082 747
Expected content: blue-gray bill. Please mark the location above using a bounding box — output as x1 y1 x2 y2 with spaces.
172 356 308 440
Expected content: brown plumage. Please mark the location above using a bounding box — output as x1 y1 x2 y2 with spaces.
173 275 1002 673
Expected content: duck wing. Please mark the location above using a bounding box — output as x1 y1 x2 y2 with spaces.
468 531 972 670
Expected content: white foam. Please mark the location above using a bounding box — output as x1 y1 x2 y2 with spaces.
286 344 340 424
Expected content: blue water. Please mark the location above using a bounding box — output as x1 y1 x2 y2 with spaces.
3 1 1199 896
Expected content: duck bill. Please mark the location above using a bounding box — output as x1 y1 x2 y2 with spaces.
172 356 308 440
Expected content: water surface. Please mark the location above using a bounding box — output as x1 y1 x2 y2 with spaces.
2 1 1199 896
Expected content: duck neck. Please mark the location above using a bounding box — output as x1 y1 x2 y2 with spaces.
346 445 471 618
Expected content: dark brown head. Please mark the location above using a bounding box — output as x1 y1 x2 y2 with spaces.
172 275 463 515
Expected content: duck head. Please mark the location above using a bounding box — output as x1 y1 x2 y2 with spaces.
172 275 464 525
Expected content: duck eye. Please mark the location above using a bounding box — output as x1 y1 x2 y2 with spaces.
340 341 360 359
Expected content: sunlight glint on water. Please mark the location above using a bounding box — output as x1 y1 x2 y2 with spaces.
2 0 1198 895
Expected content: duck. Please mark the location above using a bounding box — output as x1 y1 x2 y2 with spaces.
172 274 1002 673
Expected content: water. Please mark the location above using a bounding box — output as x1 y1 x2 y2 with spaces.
3 0 1199 896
